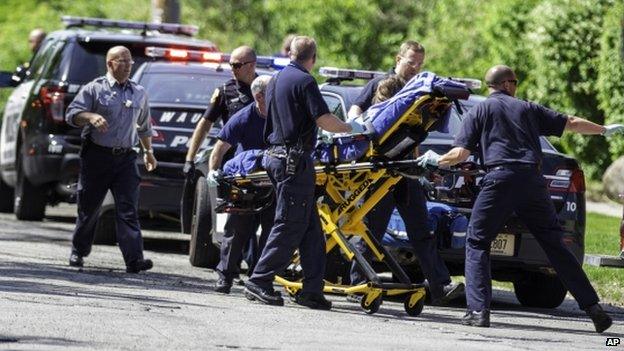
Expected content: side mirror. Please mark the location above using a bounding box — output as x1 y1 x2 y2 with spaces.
0 70 20 88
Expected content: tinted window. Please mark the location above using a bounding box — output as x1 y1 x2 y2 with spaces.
139 72 228 105
322 93 346 121
26 38 56 80
67 42 150 84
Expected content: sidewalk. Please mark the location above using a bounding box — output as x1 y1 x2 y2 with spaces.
586 200 621 218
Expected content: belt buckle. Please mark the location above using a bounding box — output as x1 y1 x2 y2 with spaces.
111 147 124 155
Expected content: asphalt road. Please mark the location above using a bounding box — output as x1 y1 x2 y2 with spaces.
0 204 622 350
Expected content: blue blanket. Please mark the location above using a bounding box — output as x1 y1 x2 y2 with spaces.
222 149 264 176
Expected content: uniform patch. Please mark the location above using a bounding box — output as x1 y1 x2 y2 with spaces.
210 88 221 104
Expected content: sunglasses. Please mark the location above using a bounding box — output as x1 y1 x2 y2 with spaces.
229 60 254 69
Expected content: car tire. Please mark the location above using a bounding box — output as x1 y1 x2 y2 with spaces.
513 272 567 308
189 176 219 268
0 176 14 213
93 209 117 245
14 154 46 221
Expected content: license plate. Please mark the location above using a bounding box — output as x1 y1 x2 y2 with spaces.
491 233 515 256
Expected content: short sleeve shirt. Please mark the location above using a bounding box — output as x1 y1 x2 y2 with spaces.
350 68 394 112
264 62 330 150
453 91 568 166
217 103 266 154
202 78 253 124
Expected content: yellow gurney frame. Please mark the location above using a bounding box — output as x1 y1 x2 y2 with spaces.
222 94 454 315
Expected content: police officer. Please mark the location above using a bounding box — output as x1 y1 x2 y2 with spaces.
182 45 259 268
183 45 259 173
65 46 157 273
243 36 365 309
28 28 46 54
207 75 274 294
419 65 622 332
347 41 464 305
347 40 425 120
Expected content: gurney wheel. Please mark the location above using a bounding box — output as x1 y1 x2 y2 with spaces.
360 295 382 315
404 293 425 317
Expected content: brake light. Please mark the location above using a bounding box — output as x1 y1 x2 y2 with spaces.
569 168 585 193
39 86 66 124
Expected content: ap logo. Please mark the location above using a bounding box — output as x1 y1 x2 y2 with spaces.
606 337 620 347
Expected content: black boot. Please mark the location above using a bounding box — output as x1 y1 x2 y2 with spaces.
461 309 490 327
294 292 332 310
243 282 284 306
585 304 612 333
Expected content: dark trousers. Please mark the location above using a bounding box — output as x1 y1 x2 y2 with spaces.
71 145 144 266
466 166 599 311
216 202 275 281
249 154 326 294
350 179 451 290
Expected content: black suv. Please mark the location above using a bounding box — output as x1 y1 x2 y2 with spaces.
0 17 218 227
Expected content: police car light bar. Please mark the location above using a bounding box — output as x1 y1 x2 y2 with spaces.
449 77 482 90
62 16 199 37
319 67 386 80
145 47 289 69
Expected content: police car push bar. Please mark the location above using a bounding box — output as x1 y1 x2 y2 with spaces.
144 47 290 70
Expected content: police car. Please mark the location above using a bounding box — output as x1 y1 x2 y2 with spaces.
0 17 218 229
318 67 587 309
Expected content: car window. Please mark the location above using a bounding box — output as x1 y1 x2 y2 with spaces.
139 72 228 105
322 93 346 121
26 38 56 80
67 41 150 84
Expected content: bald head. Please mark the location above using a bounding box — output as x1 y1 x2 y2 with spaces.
28 28 46 53
106 46 133 83
485 65 518 96
231 46 256 62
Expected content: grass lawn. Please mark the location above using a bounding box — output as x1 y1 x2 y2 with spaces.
486 212 624 306
583 212 624 306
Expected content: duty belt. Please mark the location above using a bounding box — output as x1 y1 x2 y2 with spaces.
87 140 134 155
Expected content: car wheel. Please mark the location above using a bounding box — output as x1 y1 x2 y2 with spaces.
189 176 220 268
0 176 14 213
93 209 117 245
513 272 567 308
14 154 46 221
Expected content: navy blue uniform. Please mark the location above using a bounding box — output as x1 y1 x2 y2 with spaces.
454 91 599 312
249 62 329 293
215 104 274 281
349 70 452 295
350 68 393 112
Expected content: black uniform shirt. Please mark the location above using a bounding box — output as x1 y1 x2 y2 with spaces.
351 68 394 112
264 62 330 150
453 91 568 167
202 77 254 124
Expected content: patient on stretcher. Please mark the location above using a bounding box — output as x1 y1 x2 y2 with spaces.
222 71 469 176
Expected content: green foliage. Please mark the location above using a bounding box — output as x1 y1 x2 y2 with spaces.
597 2 624 157
526 0 614 179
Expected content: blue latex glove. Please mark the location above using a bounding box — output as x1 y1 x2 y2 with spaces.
348 120 365 134
416 150 441 167
207 169 221 186
603 124 624 137
320 130 335 143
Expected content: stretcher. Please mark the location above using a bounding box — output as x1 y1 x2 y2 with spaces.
212 72 471 315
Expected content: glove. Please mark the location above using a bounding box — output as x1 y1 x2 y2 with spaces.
348 120 365 134
320 130 335 144
416 150 441 168
603 124 624 137
207 169 221 187
182 160 195 176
